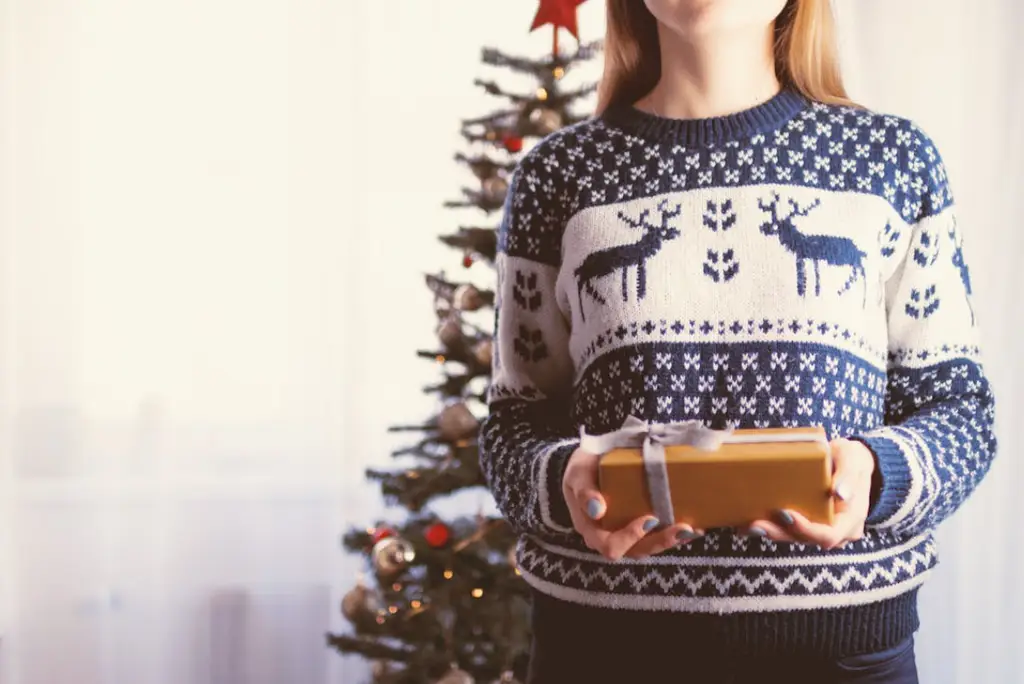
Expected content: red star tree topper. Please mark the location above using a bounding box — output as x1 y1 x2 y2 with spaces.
530 0 589 56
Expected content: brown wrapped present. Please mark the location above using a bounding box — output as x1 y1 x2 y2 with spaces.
584 416 834 531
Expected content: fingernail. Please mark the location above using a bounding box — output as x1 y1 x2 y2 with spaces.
676 529 697 542
586 498 603 519
749 527 767 537
642 518 660 533
777 510 795 526
834 483 849 501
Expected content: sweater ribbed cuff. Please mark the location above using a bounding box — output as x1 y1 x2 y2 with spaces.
852 435 913 526
539 441 579 533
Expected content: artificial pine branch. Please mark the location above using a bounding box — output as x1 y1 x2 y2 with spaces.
424 273 495 310
454 153 517 178
438 228 497 262
424 373 486 400
443 188 505 213
325 634 415 662
365 455 483 511
480 40 602 74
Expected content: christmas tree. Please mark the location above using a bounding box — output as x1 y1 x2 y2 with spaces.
327 3 599 683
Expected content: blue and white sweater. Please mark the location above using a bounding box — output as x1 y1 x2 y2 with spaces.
479 89 998 656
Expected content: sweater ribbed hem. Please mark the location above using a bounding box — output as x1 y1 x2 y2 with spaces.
542 442 578 531
853 434 914 526
600 88 808 147
530 587 920 659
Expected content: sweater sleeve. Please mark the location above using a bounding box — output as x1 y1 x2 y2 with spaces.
479 149 580 537
852 131 997 538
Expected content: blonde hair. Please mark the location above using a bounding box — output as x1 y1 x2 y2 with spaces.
597 0 854 114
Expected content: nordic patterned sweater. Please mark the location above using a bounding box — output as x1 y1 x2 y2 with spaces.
479 89 997 657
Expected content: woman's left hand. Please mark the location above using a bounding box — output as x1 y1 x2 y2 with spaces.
747 438 876 550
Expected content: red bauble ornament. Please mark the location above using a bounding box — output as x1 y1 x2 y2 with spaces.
462 254 474 268
371 527 395 544
503 135 524 153
424 522 451 548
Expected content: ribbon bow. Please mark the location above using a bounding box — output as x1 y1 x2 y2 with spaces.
580 416 731 527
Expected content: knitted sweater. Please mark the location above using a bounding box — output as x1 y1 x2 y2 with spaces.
479 89 997 657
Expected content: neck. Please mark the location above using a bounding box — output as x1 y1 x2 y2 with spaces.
639 24 780 120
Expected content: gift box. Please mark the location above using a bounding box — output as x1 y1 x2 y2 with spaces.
587 417 834 531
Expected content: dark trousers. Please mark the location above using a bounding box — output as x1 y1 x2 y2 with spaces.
527 593 918 684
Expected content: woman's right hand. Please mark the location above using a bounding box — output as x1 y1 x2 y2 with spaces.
561 447 701 560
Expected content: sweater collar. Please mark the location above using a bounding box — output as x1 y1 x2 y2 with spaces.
601 88 808 147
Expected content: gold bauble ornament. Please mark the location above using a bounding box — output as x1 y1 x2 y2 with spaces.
492 673 522 684
453 284 484 311
436 316 463 347
529 107 563 135
341 583 380 622
472 339 493 367
437 402 479 440
371 536 416 577
481 176 509 204
436 667 475 684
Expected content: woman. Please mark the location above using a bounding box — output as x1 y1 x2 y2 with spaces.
480 1 996 682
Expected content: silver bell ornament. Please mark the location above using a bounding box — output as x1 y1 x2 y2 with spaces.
437 402 479 440
371 536 416 577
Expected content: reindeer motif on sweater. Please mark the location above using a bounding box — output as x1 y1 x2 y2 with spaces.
758 193 868 305
574 200 682 321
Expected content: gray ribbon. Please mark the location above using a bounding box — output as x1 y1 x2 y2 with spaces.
580 416 731 527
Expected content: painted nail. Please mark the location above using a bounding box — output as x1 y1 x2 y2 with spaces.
676 529 698 542
777 510 795 526
749 527 767 537
642 518 660 533
586 498 603 519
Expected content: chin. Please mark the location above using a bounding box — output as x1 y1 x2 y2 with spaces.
643 0 789 37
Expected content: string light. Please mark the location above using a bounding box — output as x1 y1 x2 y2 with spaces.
553 67 565 80
436 355 446 363
443 569 454 580
392 583 402 592
388 605 399 615
536 87 549 101
410 600 422 609
406 470 419 479
514 568 522 576
471 588 484 598
376 616 385 625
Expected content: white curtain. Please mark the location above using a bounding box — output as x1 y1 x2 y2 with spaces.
837 1 1024 682
0 1 1019 683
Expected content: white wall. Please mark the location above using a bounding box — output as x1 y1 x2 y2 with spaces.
0 1 1019 682
0 1 604 682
